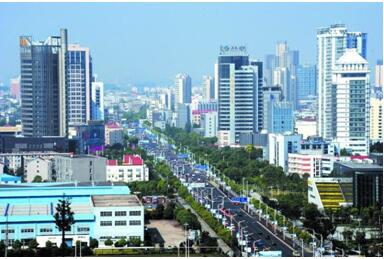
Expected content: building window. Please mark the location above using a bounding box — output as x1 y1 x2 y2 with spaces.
115 236 127 239
115 211 127 217
100 221 112 226
21 228 34 233
129 220 141 226
1 229 15 234
100 211 112 217
40 228 53 233
130 236 141 240
100 236 112 240
77 227 90 232
115 221 127 226
129 211 141 216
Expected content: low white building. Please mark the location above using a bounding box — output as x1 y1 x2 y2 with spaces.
25 157 53 182
268 133 302 173
288 153 339 178
201 111 218 138
106 154 149 183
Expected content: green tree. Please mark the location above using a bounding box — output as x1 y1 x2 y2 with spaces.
12 240 22 250
54 196 75 256
28 239 39 249
104 239 113 246
45 240 53 248
32 175 42 183
340 148 350 157
245 144 254 160
114 239 126 248
163 202 176 219
89 238 99 249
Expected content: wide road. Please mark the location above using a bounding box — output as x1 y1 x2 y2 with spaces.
134 126 311 257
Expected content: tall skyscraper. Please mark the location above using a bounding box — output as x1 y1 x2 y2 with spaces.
295 64 317 108
317 24 367 139
375 60 383 89
91 81 104 121
332 49 370 155
264 54 276 86
215 45 258 145
270 42 299 109
20 29 67 137
175 73 192 104
203 75 215 101
66 44 92 126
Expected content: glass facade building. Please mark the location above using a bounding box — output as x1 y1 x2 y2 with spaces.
295 64 317 108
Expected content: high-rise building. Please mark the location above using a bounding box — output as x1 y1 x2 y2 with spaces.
203 75 215 101
176 103 191 130
370 97 382 143
375 60 383 89
264 54 276 86
270 42 299 110
317 24 367 139
201 111 218 138
250 60 264 131
215 46 258 145
262 85 282 131
66 44 92 126
295 64 317 108
332 49 370 155
91 81 104 121
267 101 294 134
175 74 192 104
20 29 68 137
10 77 21 101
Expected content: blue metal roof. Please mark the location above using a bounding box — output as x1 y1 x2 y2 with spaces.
0 173 21 182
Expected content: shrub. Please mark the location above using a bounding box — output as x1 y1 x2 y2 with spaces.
104 239 113 246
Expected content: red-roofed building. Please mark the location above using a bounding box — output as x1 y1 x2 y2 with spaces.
106 154 148 183
123 154 143 166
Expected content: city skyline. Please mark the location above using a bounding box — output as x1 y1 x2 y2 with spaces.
0 2 382 86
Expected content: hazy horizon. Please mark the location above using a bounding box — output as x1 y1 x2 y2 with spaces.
0 2 382 87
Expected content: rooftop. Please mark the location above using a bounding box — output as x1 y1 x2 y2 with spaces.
92 195 141 207
336 48 368 65
123 154 144 166
336 161 383 170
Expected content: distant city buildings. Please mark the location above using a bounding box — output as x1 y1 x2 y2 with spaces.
203 75 215 101
267 101 293 134
105 122 124 146
9 77 20 101
175 73 192 104
295 64 317 109
91 80 105 121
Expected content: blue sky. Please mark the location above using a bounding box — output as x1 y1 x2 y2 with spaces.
0 2 382 86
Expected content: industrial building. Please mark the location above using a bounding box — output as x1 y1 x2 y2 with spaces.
0 182 144 248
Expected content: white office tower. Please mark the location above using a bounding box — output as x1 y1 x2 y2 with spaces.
332 49 370 155
317 24 367 139
203 75 215 101
215 46 258 146
175 73 192 104
67 44 92 126
91 81 104 121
